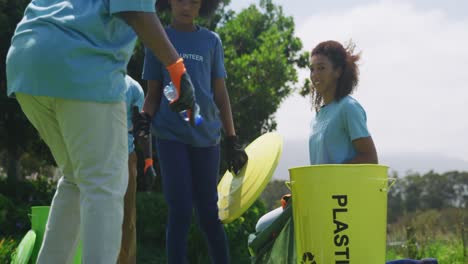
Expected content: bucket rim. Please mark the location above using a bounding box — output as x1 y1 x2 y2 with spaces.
31 205 50 210
288 164 389 172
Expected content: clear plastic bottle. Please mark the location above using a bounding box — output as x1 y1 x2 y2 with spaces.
163 82 203 126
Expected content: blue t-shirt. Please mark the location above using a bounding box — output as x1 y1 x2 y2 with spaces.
125 76 144 154
6 0 155 102
309 96 370 164
142 26 227 147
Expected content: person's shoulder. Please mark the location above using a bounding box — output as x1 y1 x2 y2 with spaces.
125 75 143 92
339 95 361 107
198 26 222 42
338 96 365 113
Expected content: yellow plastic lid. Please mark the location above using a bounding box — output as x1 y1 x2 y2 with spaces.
217 132 283 223
11 230 36 264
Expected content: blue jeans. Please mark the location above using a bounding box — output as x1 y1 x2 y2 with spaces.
156 139 229 264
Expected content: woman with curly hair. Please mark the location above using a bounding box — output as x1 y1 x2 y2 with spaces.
254 40 378 234
142 0 248 263
308 40 378 164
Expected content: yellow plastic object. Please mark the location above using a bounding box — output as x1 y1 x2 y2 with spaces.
30 206 82 264
217 132 283 224
288 164 392 264
11 230 36 264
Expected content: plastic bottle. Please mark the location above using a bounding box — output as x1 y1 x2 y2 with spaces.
163 82 203 125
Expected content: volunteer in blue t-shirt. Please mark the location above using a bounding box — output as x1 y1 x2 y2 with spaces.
256 41 437 264
255 40 378 238
5 0 197 262
308 40 377 165
141 0 248 263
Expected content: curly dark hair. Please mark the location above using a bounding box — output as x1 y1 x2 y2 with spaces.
310 40 361 112
156 0 222 18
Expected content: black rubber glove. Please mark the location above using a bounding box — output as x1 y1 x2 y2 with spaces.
131 106 151 138
166 59 197 126
225 135 248 175
142 159 156 192
169 72 197 126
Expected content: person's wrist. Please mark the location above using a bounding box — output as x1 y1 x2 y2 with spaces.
225 136 240 154
166 58 185 90
143 111 151 120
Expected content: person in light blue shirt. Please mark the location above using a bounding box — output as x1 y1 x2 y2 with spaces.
308 40 377 165
5 0 197 262
125 76 145 154
309 96 371 164
254 40 378 249
141 0 248 263
118 75 144 264
255 41 437 264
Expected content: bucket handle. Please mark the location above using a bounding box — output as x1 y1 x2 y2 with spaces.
287 178 396 192
380 177 397 192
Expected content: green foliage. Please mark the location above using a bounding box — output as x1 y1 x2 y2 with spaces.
218 0 308 143
0 237 19 264
387 208 468 262
260 179 290 210
387 171 468 223
135 192 168 248
0 177 56 237
0 193 12 231
224 199 267 262
387 240 465 263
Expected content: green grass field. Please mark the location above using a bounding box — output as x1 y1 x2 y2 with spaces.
387 240 466 263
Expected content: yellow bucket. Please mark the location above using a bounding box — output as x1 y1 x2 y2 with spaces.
30 206 82 264
288 164 392 264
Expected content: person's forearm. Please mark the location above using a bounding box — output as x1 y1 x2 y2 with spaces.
345 153 378 164
214 85 236 136
143 96 158 117
143 81 162 117
119 11 179 66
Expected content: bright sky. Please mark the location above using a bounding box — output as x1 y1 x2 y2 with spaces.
228 0 468 177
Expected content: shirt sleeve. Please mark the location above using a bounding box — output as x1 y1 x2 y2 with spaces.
212 33 227 79
342 100 370 141
142 46 164 81
109 0 156 14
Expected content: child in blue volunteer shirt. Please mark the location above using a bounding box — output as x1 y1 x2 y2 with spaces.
141 0 248 263
6 0 197 262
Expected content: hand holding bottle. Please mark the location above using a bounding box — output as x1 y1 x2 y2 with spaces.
166 59 198 126
163 82 203 126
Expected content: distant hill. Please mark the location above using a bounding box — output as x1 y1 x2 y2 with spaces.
272 139 468 180
380 152 468 176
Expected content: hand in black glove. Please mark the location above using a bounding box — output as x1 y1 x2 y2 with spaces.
225 135 248 175
142 159 157 192
166 59 197 126
131 106 151 138
169 73 195 111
